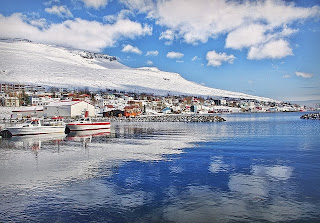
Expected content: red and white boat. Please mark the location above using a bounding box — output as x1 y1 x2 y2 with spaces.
66 118 110 132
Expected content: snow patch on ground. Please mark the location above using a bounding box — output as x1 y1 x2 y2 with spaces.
0 107 15 119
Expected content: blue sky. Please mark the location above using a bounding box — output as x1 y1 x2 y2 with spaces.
0 0 319 102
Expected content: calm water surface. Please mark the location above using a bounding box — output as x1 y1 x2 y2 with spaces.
0 112 319 222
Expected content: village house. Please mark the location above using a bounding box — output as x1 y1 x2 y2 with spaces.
0 81 310 117
105 94 116 100
2 97 20 107
25 85 46 94
32 95 60 106
124 105 142 117
213 99 227 106
95 97 109 108
0 83 25 93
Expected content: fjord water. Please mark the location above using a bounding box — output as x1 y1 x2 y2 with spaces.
0 113 319 222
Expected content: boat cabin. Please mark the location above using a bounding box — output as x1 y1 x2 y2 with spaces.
22 119 41 127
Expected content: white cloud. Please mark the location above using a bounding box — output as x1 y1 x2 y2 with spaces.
248 39 293 60
103 10 133 23
126 0 319 44
44 0 60 6
0 13 152 52
295 72 313 78
29 18 47 28
122 44 142 54
159 29 175 45
283 74 291 78
146 60 153 65
226 24 300 59
167 51 184 59
206 50 235 67
192 56 200 61
120 0 156 16
82 0 108 9
226 24 267 50
280 25 299 37
146 50 158 56
45 5 73 18
176 60 184 63
122 0 319 59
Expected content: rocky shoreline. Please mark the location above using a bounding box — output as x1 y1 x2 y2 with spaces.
103 114 226 123
300 113 320 120
0 115 226 125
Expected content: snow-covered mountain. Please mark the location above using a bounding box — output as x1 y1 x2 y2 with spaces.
0 39 273 101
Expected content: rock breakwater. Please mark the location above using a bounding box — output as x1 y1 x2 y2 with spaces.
106 115 226 123
300 113 320 120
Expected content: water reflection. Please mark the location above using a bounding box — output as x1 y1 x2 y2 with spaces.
67 129 111 140
0 123 206 191
0 114 319 222
2 133 66 150
229 174 268 197
163 185 317 223
209 156 229 173
252 165 293 181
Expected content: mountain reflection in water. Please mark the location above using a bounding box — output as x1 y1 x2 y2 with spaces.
0 113 319 222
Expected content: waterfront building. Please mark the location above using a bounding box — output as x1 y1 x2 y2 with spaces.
44 101 95 117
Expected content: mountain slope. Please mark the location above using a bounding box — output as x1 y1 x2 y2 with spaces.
0 39 274 101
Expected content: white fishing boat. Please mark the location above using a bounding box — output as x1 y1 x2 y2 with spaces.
3 118 66 137
66 118 110 132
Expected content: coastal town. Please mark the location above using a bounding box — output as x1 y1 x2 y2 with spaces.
0 82 316 120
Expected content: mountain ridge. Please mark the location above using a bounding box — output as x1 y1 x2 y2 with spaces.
0 39 275 101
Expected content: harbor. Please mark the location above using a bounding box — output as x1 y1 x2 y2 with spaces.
0 112 319 222
1 1 320 222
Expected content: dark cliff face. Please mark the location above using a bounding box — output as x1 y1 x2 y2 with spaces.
78 51 117 62
0 38 32 43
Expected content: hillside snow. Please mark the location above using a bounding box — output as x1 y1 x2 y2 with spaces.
0 39 273 101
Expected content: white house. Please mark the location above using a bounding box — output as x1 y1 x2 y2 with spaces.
3 97 20 107
32 96 60 106
44 101 95 117
212 106 241 113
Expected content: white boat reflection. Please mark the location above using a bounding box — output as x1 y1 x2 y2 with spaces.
67 129 111 142
5 133 66 150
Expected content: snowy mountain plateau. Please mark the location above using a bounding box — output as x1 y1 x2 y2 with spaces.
0 39 273 101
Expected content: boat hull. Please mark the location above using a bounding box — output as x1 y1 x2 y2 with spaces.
66 122 110 131
7 126 66 136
